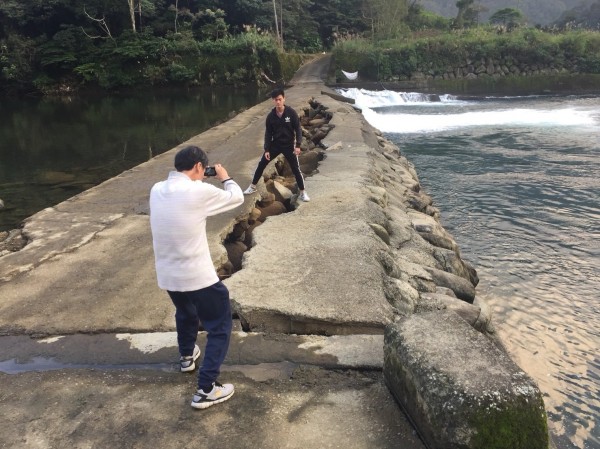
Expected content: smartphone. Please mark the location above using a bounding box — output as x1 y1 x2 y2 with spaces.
204 166 217 177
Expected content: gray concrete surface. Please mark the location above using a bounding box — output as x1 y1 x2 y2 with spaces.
227 140 397 335
0 55 427 449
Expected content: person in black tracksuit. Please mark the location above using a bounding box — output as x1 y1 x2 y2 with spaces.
244 88 310 202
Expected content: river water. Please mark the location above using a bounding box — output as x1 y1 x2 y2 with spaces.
0 86 267 232
340 88 600 449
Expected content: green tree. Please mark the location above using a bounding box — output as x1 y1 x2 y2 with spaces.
489 7 526 29
80 0 132 39
223 0 321 50
0 0 82 39
405 2 450 31
195 8 229 40
362 0 410 41
308 0 366 47
279 0 321 50
216 0 269 33
454 0 479 28
126 0 159 33
0 33 37 91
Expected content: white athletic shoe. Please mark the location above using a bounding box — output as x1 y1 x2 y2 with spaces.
180 344 201 372
191 382 235 409
243 185 257 195
300 191 310 202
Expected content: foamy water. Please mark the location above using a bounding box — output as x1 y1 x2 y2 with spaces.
341 87 599 133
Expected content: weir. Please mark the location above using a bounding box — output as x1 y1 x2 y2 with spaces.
0 55 551 449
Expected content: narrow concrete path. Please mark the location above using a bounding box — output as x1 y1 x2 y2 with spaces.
0 55 426 449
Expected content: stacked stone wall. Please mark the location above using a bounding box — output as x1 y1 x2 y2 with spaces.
405 57 575 82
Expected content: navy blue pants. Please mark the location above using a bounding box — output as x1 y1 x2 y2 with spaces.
168 281 232 391
251 148 305 190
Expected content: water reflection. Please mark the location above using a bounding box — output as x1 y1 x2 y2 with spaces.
0 86 266 231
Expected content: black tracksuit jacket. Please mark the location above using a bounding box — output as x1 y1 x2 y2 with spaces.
263 105 302 152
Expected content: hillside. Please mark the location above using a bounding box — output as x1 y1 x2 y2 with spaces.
418 0 585 25
556 0 600 26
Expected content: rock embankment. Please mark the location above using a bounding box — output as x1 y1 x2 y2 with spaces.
227 91 492 336
226 87 549 448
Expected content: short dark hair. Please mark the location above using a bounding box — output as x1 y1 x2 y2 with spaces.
270 88 285 99
174 145 208 171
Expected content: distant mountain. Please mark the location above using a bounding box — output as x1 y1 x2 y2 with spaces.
417 0 586 25
556 0 600 26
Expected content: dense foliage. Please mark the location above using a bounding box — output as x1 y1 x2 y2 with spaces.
332 27 600 82
2 0 599 94
0 0 366 94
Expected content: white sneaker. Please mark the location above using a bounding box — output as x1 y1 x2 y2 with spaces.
180 344 201 372
243 185 257 195
300 191 310 202
191 382 235 409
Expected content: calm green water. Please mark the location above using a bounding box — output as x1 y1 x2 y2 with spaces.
0 86 266 231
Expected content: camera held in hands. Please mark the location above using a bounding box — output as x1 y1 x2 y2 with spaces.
204 166 217 177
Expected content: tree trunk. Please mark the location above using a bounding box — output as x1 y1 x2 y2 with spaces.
272 0 281 48
138 0 142 32
279 0 283 48
127 0 137 32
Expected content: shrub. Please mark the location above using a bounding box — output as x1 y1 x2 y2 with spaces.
333 28 600 81
167 63 195 83
0 34 38 92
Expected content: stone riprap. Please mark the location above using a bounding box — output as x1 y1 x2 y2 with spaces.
226 91 487 335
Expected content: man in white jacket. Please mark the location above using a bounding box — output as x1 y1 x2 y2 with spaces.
150 145 244 409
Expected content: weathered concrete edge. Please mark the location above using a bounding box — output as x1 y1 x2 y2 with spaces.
227 88 496 337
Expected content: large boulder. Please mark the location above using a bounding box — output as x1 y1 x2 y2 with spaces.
384 311 549 449
424 267 476 303
268 180 293 204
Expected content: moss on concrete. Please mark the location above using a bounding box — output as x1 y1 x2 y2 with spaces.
469 396 549 449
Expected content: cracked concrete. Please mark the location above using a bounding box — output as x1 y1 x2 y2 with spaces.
0 55 428 449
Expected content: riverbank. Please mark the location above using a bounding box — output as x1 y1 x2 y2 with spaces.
331 73 600 97
0 55 550 448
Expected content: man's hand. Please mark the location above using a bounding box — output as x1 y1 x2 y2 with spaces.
294 147 301 156
214 164 230 182
265 151 271 161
